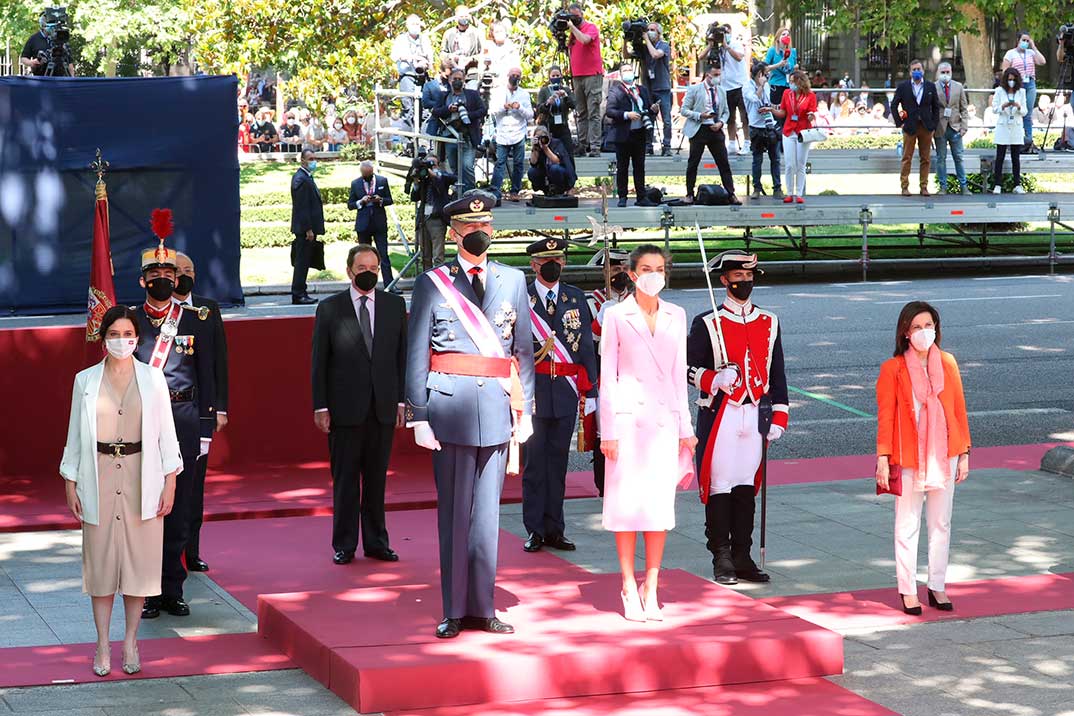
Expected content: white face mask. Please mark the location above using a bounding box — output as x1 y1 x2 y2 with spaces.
635 272 665 296
105 337 138 360
347 116 356 124
1007 80 1016 88
909 328 936 352
939 73 951 83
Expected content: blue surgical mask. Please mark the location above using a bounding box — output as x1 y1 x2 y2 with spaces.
911 70 923 81
1019 40 1030 50
308 161 318 172
621 72 635 84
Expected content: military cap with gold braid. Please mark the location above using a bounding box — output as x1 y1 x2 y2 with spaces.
526 236 569 258
140 208 178 271
443 190 496 224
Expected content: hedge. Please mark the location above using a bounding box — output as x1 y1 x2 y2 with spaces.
939 172 1038 194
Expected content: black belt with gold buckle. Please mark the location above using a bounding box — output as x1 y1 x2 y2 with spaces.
169 388 195 403
96 441 143 459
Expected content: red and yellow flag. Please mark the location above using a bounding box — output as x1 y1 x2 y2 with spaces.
86 180 115 344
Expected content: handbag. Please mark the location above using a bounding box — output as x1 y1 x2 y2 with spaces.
876 395 903 496
799 127 828 144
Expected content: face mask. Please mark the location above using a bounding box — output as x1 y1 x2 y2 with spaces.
334 123 343 130
353 270 378 291
146 276 175 302
789 82 797 92
508 75 520 87
939 73 951 83
634 272 665 296
308 161 318 171
621 72 635 84
1019 40 1029 50
176 274 194 295
910 327 936 352
648 31 658 42
710 75 721 86
570 15 582 26
911 70 923 81
457 18 470 27
727 279 753 301
550 76 562 85
408 25 420 36
494 32 506 43
780 35 791 46
451 79 464 91
347 117 356 124
1007 80 1016 88
461 230 491 256
538 261 562 283
609 272 631 292
105 337 138 360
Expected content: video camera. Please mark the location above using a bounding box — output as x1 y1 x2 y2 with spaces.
706 22 730 50
549 10 572 47
38 5 72 76
1060 23 1074 55
404 147 439 196
623 18 649 54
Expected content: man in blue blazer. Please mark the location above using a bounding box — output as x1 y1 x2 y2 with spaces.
521 237 597 553
348 161 396 290
432 67 488 194
405 191 535 639
290 149 325 305
891 59 941 196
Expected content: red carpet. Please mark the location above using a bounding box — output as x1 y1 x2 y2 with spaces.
761 571 1074 632
381 678 898 716
0 633 292 689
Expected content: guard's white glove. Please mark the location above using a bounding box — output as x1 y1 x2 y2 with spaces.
584 398 597 416
413 421 442 451
515 414 534 443
767 424 785 441
714 366 740 390
199 437 212 458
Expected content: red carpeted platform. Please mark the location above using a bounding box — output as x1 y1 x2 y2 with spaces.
0 632 292 688
248 512 844 714
762 571 1074 632
380 677 898 716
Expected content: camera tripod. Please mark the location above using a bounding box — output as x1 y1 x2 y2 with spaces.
1038 54 1073 155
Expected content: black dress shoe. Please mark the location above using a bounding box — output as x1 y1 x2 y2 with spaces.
713 548 738 585
186 556 210 572
436 618 462 639
927 589 954 611
900 594 923 615
364 548 399 562
523 533 544 552
463 616 515 634
333 550 355 565
734 564 771 583
292 295 317 305
162 597 190 617
545 534 576 551
141 597 161 620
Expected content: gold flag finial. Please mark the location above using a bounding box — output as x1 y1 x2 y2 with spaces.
90 148 109 186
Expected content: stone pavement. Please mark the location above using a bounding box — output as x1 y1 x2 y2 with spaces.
1 467 1072 715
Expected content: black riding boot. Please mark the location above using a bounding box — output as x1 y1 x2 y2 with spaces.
705 494 737 585
730 485 770 583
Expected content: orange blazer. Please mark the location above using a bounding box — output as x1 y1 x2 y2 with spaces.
876 350 971 467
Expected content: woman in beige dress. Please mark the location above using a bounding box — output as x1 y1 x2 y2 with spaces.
60 306 182 676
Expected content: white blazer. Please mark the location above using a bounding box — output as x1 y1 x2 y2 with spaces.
59 359 183 526
991 86 1027 146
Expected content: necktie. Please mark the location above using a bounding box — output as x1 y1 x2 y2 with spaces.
944 83 949 103
358 296 373 354
709 85 718 111
546 289 556 317
469 267 485 305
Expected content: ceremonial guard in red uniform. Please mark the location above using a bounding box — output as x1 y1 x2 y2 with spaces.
687 250 787 585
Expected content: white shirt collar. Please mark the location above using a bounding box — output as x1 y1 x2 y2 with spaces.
457 254 489 276
536 280 560 301
349 283 376 302
723 296 753 315
174 294 193 306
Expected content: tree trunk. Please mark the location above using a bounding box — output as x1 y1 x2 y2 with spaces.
957 3 992 113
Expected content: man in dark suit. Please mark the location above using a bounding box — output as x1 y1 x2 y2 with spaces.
348 161 397 290
891 59 941 197
173 252 229 574
409 155 457 270
432 67 487 194
521 237 597 553
605 62 660 207
312 244 408 565
290 149 325 305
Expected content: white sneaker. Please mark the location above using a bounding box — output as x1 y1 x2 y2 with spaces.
1012 185 1025 194
728 140 738 154
738 142 749 155
992 186 1002 194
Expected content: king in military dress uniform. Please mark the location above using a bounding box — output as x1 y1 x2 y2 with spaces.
405 192 536 639
521 237 598 553
687 251 788 586
132 210 216 618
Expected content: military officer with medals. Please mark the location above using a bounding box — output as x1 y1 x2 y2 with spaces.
586 249 631 496
522 237 597 553
687 250 788 586
173 252 229 574
133 210 216 618
405 191 535 639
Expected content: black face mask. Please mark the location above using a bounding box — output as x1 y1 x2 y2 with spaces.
146 276 175 302
451 79 464 91
353 270 378 292
610 272 631 292
508 75 521 87
727 279 754 301
550 76 562 86
176 275 194 296
538 260 562 283
461 230 492 256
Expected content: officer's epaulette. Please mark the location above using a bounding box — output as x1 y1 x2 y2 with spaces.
180 304 210 321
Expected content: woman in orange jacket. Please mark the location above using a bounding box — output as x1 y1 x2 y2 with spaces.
876 301 970 615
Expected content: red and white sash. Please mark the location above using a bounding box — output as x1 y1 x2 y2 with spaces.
148 302 183 370
529 308 579 395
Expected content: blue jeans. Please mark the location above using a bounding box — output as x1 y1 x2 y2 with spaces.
1023 78 1036 148
446 139 477 194
648 88 673 149
934 126 967 189
491 140 525 196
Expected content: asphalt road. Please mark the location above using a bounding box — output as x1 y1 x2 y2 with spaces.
6 273 1071 459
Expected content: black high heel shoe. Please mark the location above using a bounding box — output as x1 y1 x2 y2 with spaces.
900 594 923 616
928 589 953 611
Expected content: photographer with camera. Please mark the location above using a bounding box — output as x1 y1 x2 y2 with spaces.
529 125 577 197
537 66 578 155
606 61 659 207
441 5 484 89
763 28 797 109
625 22 673 157
490 68 534 202
744 62 783 200
407 152 457 269
422 58 454 149
20 6 74 77
432 67 488 194
392 15 434 127
680 64 741 206
718 28 750 155
566 2 605 158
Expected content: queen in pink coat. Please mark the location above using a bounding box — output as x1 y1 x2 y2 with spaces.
600 245 696 623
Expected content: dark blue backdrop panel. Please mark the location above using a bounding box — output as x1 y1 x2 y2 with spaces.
0 75 243 315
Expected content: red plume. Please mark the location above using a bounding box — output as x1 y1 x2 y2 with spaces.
150 208 174 240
